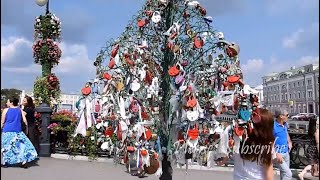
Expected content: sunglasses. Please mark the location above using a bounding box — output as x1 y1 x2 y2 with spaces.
282 114 289 117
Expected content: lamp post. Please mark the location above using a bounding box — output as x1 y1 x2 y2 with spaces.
35 0 49 12
34 0 61 157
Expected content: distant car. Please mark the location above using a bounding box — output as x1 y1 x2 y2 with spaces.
291 113 317 121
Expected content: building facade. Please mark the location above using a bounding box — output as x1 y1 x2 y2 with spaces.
262 64 319 115
253 85 264 105
23 92 80 112
59 93 80 112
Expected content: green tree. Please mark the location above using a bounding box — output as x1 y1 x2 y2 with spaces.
1 88 22 107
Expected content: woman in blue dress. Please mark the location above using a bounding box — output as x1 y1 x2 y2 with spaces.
1 97 38 168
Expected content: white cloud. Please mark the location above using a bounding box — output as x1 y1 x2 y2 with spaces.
241 59 264 73
3 64 41 74
297 56 319 66
54 43 95 75
1 36 94 75
282 22 319 50
1 37 31 63
241 55 319 87
1 36 96 92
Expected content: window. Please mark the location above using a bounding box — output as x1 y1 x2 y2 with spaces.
308 91 313 98
303 92 306 98
282 85 286 90
298 92 301 99
297 82 300 87
294 93 296 99
285 94 288 100
293 83 296 87
289 94 292 99
308 79 312 85
282 95 284 100
289 83 291 88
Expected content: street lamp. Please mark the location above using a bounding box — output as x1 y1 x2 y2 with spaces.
34 0 60 157
35 0 50 14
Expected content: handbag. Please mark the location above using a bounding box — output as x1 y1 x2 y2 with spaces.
311 164 319 177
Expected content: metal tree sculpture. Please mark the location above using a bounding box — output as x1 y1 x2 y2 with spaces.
33 9 62 106
94 0 242 179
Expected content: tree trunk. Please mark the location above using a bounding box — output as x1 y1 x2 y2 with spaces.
160 153 173 180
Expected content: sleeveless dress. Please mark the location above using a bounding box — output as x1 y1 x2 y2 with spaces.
306 136 319 164
1 108 38 165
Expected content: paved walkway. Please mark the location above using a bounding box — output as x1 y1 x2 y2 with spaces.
1 157 317 180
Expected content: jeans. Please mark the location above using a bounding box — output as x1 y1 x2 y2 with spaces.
277 152 292 180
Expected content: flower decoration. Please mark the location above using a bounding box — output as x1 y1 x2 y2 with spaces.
47 73 59 90
34 13 62 41
51 110 78 122
34 75 61 106
33 39 62 66
34 112 42 135
48 123 64 134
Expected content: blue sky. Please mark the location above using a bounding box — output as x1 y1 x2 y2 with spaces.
1 0 319 93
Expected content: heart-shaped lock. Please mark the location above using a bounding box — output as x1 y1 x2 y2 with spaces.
238 106 251 122
194 36 204 49
187 123 199 140
187 29 196 39
111 44 119 58
169 32 178 40
81 85 91 96
103 72 112 80
175 72 185 85
198 6 206 16
116 77 125 92
167 42 174 50
234 124 245 137
183 11 190 18
227 75 240 84
225 42 240 57
187 110 199 122
168 65 180 76
145 10 153 17
130 79 141 92
137 19 148 28
151 11 161 23
173 45 181 53
108 58 115 69
144 70 153 85
187 96 197 108
130 100 140 113
124 54 135 66
181 60 188 67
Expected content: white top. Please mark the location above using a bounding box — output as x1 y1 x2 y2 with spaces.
233 153 265 180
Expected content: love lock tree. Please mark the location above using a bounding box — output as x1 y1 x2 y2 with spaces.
32 5 62 107
93 0 242 179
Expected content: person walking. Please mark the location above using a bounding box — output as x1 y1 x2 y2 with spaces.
22 96 40 153
298 117 319 179
273 109 293 180
1 97 38 168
